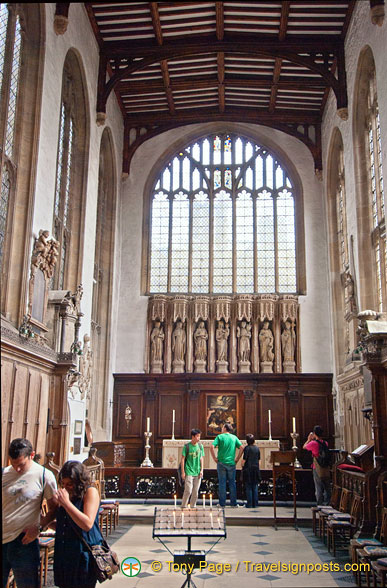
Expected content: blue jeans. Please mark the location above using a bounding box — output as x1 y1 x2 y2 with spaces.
313 469 331 505
217 462 237 506
245 481 259 508
2 534 40 588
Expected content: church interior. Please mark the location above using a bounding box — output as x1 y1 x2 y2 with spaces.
1 1 386 586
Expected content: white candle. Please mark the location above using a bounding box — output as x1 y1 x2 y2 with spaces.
146 417 150 432
181 513 184 528
209 494 212 509
268 409 272 423
292 417 296 433
217 516 221 528
173 511 176 528
172 409 175 423
210 512 213 528
203 493 206 509
174 494 177 509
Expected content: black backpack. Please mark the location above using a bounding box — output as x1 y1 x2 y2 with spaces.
315 440 331 468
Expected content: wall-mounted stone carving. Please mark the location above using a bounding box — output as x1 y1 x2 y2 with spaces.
146 294 300 374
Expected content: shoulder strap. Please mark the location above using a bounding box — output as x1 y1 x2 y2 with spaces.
40 466 46 510
66 510 109 553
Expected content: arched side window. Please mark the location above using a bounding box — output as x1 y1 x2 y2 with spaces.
0 3 44 323
90 128 116 435
353 47 386 312
0 3 22 270
52 50 89 292
148 134 297 295
327 129 355 372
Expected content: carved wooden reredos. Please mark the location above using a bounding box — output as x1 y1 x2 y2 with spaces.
146 294 300 375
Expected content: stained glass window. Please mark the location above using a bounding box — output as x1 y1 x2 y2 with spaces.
0 4 23 271
367 80 386 311
148 134 297 294
53 70 76 289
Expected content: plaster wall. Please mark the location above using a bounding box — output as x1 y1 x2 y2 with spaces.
116 121 332 373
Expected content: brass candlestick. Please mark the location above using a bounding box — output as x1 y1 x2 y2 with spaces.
290 432 302 468
141 431 154 467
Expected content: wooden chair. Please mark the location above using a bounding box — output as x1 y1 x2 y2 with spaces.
326 492 362 556
352 508 387 587
311 484 341 535
319 487 352 542
371 559 387 587
39 536 55 586
357 545 387 588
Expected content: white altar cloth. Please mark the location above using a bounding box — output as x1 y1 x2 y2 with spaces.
162 439 280 470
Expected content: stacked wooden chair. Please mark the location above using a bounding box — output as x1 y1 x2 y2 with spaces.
311 484 341 536
319 487 352 543
326 492 362 556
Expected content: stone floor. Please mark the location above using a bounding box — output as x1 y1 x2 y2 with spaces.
44 503 356 587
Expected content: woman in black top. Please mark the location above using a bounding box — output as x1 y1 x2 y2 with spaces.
241 434 261 508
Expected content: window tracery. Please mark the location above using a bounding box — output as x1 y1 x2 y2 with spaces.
148 134 297 295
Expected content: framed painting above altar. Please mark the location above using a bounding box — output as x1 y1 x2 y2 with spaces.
206 393 238 436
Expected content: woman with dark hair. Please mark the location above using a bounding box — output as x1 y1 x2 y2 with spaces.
53 461 103 588
241 434 261 508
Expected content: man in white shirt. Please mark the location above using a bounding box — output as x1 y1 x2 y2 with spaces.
2 438 57 588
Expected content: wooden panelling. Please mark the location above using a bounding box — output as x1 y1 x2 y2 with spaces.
1 359 15 464
113 373 333 467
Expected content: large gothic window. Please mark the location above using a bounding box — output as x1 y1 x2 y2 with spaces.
0 3 22 270
52 50 89 292
148 134 297 294
354 47 386 313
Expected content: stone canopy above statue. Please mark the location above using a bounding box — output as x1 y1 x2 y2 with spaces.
146 294 300 374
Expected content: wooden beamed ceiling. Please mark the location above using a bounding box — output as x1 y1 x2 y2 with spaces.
83 1 358 174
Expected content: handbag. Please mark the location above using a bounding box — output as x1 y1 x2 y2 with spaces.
68 514 119 583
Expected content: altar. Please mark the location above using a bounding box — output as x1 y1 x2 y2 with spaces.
162 439 280 470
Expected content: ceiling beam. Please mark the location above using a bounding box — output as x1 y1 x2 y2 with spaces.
216 2 224 41
149 2 163 46
160 60 175 115
123 106 320 126
217 52 225 113
118 75 326 94
269 2 290 113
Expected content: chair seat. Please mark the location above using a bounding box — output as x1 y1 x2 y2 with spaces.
330 513 351 520
350 538 382 547
327 520 352 527
38 537 55 548
377 558 387 567
363 546 387 557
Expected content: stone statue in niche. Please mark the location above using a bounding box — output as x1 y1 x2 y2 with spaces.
281 319 296 373
259 320 274 373
79 334 93 400
150 319 164 369
237 320 251 362
172 319 186 373
194 320 208 373
216 319 229 373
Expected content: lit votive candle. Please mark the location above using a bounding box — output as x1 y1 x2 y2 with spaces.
181 513 184 528
210 512 213 528
174 494 177 509
217 516 221 529
209 494 212 509
173 511 176 528
202 493 206 509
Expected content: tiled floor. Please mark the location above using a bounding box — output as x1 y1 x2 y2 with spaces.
44 505 357 587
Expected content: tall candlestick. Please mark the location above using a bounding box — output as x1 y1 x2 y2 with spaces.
146 417 150 432
268 409 271 422
174 494 177 509
209 494 212 509
203 493 206 509
292 417 296 433
172 409 175 423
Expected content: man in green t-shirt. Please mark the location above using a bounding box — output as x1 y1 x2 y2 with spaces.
181 429 205 508
210 423 244 507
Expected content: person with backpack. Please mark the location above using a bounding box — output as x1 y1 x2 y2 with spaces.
303 425 332 505
180 429 204 508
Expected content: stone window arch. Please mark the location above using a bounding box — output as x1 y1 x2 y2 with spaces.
353 46 386 312
52 49 90 292
90 127 117 436
0 3 45 323
327 128 355 372
145 133 303 295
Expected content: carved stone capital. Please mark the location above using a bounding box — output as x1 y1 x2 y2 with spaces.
337 107 348 121
54 15 68 35
96 112 106 126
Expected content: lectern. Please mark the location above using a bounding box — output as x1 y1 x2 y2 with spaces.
270 450 297 530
